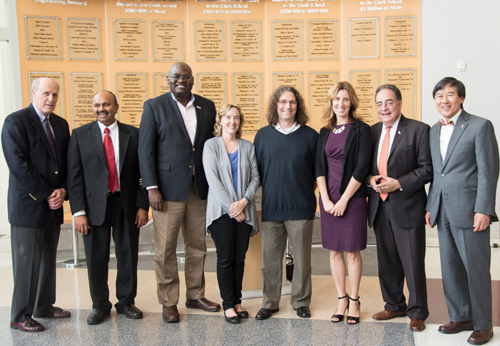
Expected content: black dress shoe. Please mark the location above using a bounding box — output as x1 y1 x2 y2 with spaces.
87 309 110 325
255 308 279 320
236 310 249 318
116 304 143 319
224 311 241 324
295 306 311 318
10 318 45 332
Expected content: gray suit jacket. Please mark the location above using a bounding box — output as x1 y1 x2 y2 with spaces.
426 111 499 228
202 137 260 235
368 115 433 229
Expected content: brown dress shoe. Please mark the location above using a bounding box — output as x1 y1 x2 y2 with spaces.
438 320 474 334
468 328 493 345
372 309 407 320
185 298 221 312
162 306 179 323
10 318 45 332
410 318 426 331
34 306 71 319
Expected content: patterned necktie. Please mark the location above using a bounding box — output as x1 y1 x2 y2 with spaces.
104 128 119 193
439 119 454 126
378 126 391 201
43 116 58 166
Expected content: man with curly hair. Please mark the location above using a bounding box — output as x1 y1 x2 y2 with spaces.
254 86 318 320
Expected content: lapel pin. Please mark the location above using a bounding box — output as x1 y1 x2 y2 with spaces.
461 125 464 128
398 131 401 134
197 106 201 109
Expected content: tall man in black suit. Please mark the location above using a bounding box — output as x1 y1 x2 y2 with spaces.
67 91 149 325
2 77 71 332
368 84 432 332
139 62 219 323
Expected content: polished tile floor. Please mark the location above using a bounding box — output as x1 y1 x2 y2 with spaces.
0 237 499 346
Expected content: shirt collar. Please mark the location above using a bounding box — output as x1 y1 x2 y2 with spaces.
32 103 49 122
274 121 301 134
171 93 195 107
445 109 462 124
97 120 118 133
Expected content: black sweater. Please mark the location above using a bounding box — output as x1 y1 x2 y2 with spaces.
254 125 318 222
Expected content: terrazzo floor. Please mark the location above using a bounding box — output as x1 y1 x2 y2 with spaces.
0 239 500 345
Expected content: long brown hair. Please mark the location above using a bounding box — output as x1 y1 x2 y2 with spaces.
266 86 309 126
322 81 359 130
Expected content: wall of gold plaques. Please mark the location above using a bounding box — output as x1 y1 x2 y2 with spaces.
16 0 420 223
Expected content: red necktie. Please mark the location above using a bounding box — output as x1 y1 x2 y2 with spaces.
378 126 391 201
104 128 119 193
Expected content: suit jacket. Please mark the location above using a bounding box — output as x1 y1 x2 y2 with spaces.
138 92 216 201
315 120 372 199
1 104 70 228
203 137 260 236
67 121 149 227
368 115 432 229
426 111 499 228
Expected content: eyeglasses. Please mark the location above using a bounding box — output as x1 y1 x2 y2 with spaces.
278 100 297 106
169 74 193 81
376 100 396 108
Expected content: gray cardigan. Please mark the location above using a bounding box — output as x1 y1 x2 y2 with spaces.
202 137 260 236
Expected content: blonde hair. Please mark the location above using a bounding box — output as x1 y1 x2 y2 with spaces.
214 103 244 138
322 81 359 130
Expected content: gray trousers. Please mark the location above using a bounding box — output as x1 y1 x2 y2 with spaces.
261 219 313 310
437 202 492 330
11 212 60 322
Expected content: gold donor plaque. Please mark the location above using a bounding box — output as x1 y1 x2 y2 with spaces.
272 21 302 60
25 16 61 59
349 70 379 125
385 17 416 57
349 18 379 59
67 18 101 60
195 21 225 61
114 20 146 61
152 21 183 61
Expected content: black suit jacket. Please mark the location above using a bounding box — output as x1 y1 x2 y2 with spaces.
67 121 148 227
368 115 432 229
138 92 216 201
315 120 372 199
1 104 70 228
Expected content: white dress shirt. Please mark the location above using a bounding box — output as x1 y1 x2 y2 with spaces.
376 115 401 170
439 110 462 163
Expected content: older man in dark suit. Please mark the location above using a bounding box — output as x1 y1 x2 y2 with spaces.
368 84 432 332
2 77 71 332
139 62 219 323
67 90 149 325
425 77 499 345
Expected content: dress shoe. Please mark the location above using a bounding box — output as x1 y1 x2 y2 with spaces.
10 318 45 332
116 304 143 319
224 311 241 324
33 306 71 319
162 305 179 323
236 310 249 318
255 308 279 320
372 309 406 320
438 320 474 334
294 306 311 318
468 328 493 345
87 309 110 325
185 298 221 312
410 318 426 331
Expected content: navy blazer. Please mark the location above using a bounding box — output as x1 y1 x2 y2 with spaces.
1 104 70 228
315 119 371 199
67 121 149 227
138 92 216 201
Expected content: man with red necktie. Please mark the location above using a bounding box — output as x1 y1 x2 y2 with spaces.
67 90 149 325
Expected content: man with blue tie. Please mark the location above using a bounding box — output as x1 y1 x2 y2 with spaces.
2 77 71 332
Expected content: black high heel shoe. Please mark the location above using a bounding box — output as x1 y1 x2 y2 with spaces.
331 294 349 323
347 296 361 325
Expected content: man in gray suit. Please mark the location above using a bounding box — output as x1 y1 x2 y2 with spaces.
425 77 499 345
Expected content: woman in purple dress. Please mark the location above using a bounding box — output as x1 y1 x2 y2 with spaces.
316 82 371 324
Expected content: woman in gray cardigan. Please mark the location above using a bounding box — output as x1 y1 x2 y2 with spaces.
202 103 259 324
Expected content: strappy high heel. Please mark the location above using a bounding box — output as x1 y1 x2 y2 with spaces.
331 294 349 323
347 296 361 325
